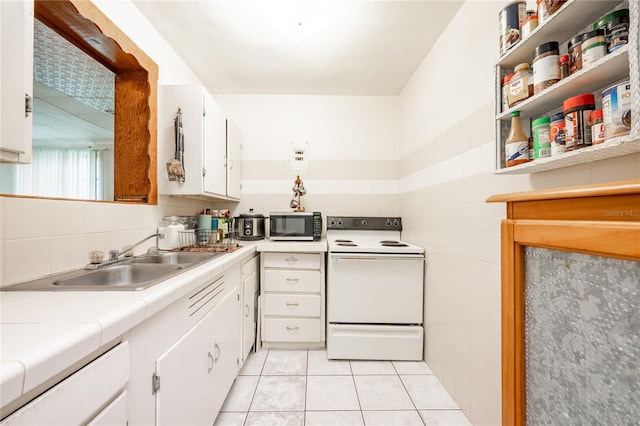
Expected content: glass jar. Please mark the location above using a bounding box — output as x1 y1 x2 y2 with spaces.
559 55 570 79
581 29 606 68
567 33 584 75
508 63 533 107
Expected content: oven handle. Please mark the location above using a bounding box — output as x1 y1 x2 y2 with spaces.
330 255 423 261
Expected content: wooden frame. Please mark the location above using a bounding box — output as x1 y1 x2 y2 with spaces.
34 0 158 204
487 179 640 426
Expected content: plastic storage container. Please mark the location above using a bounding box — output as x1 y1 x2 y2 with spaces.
550 112 566 156
532 116 551 158
581 29 606 68
533 41 560 94
563 93 596 151
158 216 186 250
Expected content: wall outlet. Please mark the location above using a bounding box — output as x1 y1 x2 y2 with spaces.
289 141 309 171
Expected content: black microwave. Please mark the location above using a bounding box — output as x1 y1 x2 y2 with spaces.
269 212 322 241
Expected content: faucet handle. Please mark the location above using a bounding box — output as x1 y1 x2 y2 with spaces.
109 249 119 261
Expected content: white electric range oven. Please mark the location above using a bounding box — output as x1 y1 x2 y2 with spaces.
326 216 424 360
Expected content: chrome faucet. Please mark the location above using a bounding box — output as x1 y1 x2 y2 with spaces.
109 232 165 261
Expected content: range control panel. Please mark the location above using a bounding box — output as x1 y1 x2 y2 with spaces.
327 216 402 231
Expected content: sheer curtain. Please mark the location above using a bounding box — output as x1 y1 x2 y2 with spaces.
15 147 108 200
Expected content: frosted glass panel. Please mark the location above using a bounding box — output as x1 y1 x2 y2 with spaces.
524 247 639 425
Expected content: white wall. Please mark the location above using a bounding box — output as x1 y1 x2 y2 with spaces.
216 94 400 218
398 2 640 425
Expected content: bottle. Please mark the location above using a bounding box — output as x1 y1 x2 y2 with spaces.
505 111 530 167
559 55 570 79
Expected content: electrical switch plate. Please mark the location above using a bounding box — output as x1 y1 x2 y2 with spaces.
289 141 309 171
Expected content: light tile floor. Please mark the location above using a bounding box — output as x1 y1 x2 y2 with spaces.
214 349 472 426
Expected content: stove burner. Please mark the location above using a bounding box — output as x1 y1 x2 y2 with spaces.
337 242 358 247
381 242 409 247
335 239 354 243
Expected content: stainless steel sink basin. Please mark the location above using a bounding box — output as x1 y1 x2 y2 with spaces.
1 251 223 292
53 264 184 289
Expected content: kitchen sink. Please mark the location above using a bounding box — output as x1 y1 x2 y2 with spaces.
1 251 223 292
53 264 185 290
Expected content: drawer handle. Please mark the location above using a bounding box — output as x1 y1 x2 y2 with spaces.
214 343 221 363
286 302 299 308
207 351 214 373
286 278 299 284
285 256 298 264
286 326 299 332
245 304 250 317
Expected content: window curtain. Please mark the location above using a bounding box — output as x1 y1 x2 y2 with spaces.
15 148 107 200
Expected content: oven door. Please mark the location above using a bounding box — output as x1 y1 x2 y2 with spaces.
327 253 424 324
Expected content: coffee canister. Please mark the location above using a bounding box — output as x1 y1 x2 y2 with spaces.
499 1 527 55
602 81 631 140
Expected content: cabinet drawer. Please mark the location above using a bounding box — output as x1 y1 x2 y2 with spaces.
263 318 322 342
263 252 320 269
2 343 129 425
264 270 320 293
264 294 321 317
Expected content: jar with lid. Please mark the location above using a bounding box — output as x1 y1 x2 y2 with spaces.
502 73 514 112
521 14 538 39
533 41 560 94
559 55 570 79
158 216 185 250
532 116 551 159
507 63 533 107
581 29 606 68
594 8 629 53
550 112 566 156
567 33 584 75
536 0 548 25
563 93 596 151
590 109 604 145
505 111 530 167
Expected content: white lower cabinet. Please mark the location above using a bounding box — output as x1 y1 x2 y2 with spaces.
260 251 326 348
154 287 240 425
1 343 129 425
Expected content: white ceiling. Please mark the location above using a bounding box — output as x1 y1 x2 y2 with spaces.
133 0 464 95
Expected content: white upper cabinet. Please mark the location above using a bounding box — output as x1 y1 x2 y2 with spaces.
0 0 33 163
226 119 242 200
158 85 241 200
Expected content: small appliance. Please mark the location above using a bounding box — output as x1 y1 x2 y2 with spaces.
269 212 322 241
234 209 266 241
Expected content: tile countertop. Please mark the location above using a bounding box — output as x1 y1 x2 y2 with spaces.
0 239 327 412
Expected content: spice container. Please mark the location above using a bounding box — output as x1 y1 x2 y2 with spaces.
536 0 548 25
502 73 514 112
594 9 629 53
559 55 570 79
521 14 538 39
544 0 567 16
590 110 604 145
602 80 632 140
550 112 566 156
505 111 530 167
563 93 595 151
581 29 606 68
499 0 527 55
567 34 584 75
533 42 560 94
507 63 533 107
532 116 551 159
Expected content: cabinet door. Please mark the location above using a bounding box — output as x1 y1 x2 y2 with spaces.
157 85 205 195
155 309 216 426
242 261 258 361
226 119 242 199
210 287 242 415
0 0 33 163
202 92 226 196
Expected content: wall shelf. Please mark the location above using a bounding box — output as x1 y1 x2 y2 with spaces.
494 0 639 174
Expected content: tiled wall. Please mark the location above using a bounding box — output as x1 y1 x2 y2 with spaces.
397 2 640 425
